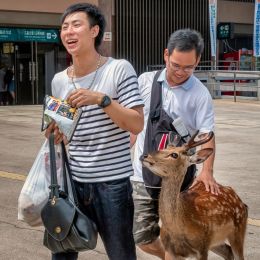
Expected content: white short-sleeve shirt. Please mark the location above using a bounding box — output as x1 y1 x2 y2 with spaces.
131 69 214 182
52 57 144 183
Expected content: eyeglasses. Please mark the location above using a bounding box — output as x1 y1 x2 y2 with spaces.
168 60 196 73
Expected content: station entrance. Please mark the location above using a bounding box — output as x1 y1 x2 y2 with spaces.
0 28 68 105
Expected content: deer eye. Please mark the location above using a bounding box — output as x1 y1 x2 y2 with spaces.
171 153 179 159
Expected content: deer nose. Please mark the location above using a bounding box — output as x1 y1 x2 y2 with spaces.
140 154 148 161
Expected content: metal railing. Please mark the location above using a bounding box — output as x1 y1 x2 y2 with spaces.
194 70 260 102
197 60 260 71
146 61 260 102
147 59 260 72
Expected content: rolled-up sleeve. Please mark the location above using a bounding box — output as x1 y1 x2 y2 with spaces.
116 60 144 109
195 90 215 133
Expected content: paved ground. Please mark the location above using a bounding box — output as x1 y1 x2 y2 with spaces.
0 99 259 259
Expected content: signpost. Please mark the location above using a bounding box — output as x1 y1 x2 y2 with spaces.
209 0 217 70
254 0 260 57
208 0 217 58
0 28 60 43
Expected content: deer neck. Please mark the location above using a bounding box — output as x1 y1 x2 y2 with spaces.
159 166 187 222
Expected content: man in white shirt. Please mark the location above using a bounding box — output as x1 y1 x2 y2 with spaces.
131 29 219 259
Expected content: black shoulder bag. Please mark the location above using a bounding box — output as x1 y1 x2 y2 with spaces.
142 70 196 199
41 133 98 253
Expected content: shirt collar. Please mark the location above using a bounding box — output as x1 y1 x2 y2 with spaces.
157 68 194 90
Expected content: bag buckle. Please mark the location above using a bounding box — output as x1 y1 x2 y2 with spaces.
51 196 57 206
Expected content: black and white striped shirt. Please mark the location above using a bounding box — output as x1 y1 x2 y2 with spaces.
52 58 144 182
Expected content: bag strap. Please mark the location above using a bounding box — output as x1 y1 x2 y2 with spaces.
48 133 80 207
148 69 164 118
61 141 80 207
148 70 187 142
48 133 60 198
61 145 68 194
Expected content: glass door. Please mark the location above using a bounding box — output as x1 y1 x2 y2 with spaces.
8 41 68 105
14 41 41 104
15 42 51 104
14 42 63 104
14 42 32 104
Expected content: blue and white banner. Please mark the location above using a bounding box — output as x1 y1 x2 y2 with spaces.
254 0 260 57
209 0 217 57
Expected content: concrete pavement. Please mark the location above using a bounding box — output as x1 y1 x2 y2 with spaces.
0 100 259 259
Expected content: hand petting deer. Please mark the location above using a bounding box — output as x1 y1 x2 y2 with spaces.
141 131 248 260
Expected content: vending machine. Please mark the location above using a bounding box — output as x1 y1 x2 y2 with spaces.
223 49 253 71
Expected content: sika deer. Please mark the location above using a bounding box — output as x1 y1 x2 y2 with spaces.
141 131 248 260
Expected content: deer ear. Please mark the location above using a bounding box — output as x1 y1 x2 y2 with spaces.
189 148 213 164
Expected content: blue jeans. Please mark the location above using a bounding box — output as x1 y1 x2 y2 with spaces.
52 177 136 260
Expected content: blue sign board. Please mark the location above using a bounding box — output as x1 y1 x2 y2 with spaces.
209 0 217 57
0 28 60 43
254 0 260 57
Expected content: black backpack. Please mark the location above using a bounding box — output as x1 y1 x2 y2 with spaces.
142 70 196 198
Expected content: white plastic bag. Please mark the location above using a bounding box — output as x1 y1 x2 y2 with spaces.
18 139 64 226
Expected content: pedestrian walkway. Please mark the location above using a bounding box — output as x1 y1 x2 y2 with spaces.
0 100 259 259
2 168 260 228
0 170 26 181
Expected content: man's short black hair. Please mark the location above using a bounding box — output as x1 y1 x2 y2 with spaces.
167 29 204 59
61 2 106 50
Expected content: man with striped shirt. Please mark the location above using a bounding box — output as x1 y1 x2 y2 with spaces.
46 3 144 260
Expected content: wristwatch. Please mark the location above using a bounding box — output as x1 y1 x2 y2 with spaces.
99 95 111 108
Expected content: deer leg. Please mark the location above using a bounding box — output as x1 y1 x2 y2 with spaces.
164 251 173 260
198 250 208 260
165 251 185 260
228 238 244 260
227 221 247 260
228 232 245 260
211 244 234 260
138 238 165 259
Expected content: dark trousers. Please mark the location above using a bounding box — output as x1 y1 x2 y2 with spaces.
52 177 136 260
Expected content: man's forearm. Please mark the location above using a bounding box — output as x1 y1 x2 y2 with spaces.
201 136 215 176
66 88 144 135
103 101 144 135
